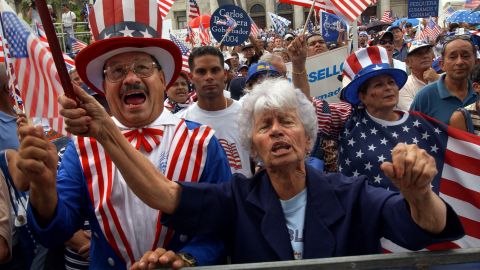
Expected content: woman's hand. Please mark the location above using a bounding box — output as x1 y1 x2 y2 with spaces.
381 143 447 234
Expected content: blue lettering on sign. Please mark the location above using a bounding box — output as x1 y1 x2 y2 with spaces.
308 63 343 83
316 87 342 100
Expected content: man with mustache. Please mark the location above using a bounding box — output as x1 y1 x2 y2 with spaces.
17 0 231 269
411 35 478 124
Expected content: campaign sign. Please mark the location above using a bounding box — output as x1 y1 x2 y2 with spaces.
408 0 438 18
286 46 348 102
210 5 251 46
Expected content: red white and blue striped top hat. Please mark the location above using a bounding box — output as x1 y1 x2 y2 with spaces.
75 0 181 95
342 46 407 105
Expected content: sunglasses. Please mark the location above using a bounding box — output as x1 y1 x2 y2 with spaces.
379 40 394 45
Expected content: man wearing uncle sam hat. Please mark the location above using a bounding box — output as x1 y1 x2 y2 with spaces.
18 0 232 268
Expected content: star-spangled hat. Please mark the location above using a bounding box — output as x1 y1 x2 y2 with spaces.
342 46 407 105
75 0 181 95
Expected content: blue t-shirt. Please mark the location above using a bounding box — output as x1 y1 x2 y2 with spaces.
0 111 19 150
410 74 478 124
280 189 307 260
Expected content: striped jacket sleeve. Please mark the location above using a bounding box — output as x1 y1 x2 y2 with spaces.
313 98 353 137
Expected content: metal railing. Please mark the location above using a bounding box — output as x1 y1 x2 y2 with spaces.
179 248 480 270
40 21 91 53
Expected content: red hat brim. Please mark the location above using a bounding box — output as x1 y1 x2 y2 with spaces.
75 37 182 95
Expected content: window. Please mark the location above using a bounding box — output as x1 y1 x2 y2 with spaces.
250 4 265 14
175 11 187 29
277 3 292 12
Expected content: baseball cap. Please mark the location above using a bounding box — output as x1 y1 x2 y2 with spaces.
245 62 281 84
408 41 433 55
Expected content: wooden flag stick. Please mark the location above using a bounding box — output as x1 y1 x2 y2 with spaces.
34 0 74 98
303 0 317 35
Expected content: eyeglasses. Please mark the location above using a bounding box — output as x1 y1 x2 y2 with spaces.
104 59 159 83
379 40 394 45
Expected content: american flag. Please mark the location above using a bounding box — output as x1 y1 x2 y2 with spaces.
169 33 190 73
0 37 4 63
188 0 201 20
33 21 76 71
464 0 480 9
444 6 456 16
157 0 174 19
70 37 87 52
185 25 198 45
331 108 480 252
0 25 22 112
199 23 210 46
1 9 66 134
380 10 394 23
417 18 442 42
279 0 372 23
249 16 259 38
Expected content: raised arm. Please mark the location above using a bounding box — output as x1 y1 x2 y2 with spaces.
58 85 181 213
288 35 310 98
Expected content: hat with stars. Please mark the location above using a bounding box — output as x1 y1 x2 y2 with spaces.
342 46 407 106
75 0 181 95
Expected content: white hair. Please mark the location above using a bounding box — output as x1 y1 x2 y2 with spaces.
238 78 318 155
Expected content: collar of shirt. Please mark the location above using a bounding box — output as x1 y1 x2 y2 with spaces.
437 73 476 101
0 111 15 123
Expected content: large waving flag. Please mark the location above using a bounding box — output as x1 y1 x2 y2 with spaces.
268 12 291 37
377 112 480 252
279 0 372 23
0 2 67 134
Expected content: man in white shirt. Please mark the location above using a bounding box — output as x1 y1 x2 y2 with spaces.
177 46 252 177
61 4 76 53
397 41 439 111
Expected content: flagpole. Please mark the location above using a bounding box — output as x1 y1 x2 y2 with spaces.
303 0 317 35
34 0 74 98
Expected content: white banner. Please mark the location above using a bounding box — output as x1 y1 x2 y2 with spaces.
286 46 348 103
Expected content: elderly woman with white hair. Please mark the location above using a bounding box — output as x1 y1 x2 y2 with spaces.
26 79 463 268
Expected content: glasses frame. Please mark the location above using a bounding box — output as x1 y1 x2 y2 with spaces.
104 60 159 83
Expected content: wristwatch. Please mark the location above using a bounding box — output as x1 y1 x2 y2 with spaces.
177 252 197 267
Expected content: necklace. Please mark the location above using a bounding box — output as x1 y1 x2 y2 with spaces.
225 97 228 110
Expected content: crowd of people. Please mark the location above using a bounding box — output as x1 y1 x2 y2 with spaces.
1 0 480 269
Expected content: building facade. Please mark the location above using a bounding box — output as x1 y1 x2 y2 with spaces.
165 0 410 31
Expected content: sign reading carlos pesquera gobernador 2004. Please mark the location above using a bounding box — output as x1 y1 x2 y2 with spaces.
210 5 251 46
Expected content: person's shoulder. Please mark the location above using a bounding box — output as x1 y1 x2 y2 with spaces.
414 80 438 99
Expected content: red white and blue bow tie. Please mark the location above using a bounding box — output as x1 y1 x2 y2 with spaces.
122 127 164 153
